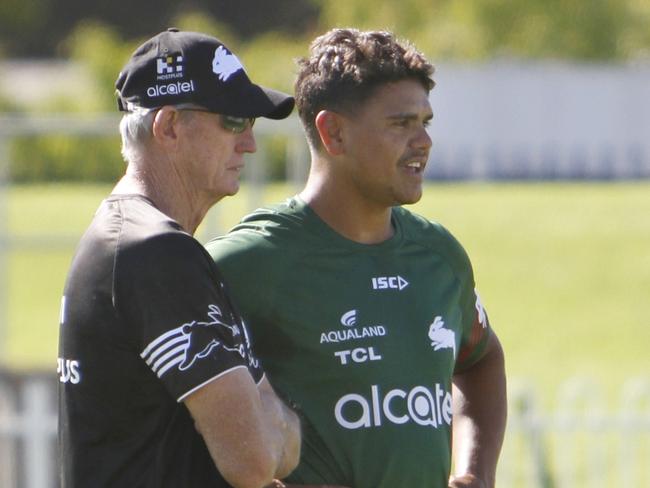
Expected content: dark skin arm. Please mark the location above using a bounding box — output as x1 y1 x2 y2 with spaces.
449 333 507 488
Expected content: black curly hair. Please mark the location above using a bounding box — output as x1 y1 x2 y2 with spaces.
294 28 435 147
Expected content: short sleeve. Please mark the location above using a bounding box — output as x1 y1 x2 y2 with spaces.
455 287 493 372
437 227 493 373
114 232 263 401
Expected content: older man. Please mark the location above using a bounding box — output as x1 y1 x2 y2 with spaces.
58 29 300 488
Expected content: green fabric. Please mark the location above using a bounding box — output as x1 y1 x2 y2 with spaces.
206 197 491 488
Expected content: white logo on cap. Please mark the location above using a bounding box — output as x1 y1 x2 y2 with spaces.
157 55 183 74
157 55 184 81
146 80 196 98
212 46 243 81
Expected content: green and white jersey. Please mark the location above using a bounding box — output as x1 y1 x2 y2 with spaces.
206 197 492 488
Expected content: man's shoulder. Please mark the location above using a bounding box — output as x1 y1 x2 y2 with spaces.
88 195 207 273
394 206 458 247
394 206 471 269
207 198 308 259
239 197 310 232
72 195 187 265
110 195 186 239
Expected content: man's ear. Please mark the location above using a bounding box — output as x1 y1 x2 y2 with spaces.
152 106 181 147
314 110 346 156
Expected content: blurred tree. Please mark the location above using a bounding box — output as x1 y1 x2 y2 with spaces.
619 0 650 59
314 0 650 61
0 0 319 58
64 21 139 110
0 0 50 57
0 94 23 113
240 32 312 93
11 134 123 182
2 0 649 61
171 10 240 49
475 0 628 60
315 0 491 60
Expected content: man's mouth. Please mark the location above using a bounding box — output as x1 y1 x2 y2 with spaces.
402 158 426 174
406 161 424 171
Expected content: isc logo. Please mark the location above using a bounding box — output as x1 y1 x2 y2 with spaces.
371 276 409 291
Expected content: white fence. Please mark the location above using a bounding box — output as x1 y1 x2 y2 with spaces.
1 373 648 488
0 372 56 488
500 378 650 487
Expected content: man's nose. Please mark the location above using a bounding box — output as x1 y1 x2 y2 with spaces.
412 125 432 151
236 127 257 153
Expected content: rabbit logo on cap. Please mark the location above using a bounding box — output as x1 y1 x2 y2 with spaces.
212 46 244 82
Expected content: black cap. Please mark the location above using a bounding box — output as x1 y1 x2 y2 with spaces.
115 28 294 119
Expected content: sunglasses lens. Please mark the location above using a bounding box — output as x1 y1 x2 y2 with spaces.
221 115 255 133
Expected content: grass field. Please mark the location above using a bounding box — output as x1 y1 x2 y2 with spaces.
3 181 650 411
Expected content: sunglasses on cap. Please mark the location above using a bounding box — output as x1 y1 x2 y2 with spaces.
177 107 256 134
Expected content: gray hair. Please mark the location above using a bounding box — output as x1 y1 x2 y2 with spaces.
119 109 156 164
118 104 212 163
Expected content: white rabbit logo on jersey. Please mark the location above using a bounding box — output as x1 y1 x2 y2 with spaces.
141 304 256 378
428 316 456 359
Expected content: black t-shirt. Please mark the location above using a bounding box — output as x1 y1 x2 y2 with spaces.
58 195 263 487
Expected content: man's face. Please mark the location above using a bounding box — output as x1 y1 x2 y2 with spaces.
340 79 433 208
178 111 256 202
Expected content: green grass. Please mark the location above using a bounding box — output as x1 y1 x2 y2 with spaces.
415 183 650 406
3 182 650 411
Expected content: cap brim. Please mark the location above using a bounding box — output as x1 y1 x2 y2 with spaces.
254 85 295 120
209 82 294 120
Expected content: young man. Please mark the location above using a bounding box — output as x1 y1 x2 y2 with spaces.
58 29 301 487
207 29 507 488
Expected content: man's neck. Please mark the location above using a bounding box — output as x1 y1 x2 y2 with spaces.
112 164 212 236
300 168 394 245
